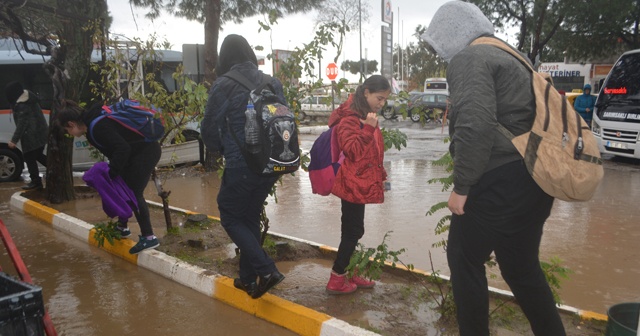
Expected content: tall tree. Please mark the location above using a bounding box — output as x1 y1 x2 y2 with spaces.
392 26 446 91
555 0 640 61
468 0 577 64
0 0 109 203
314 0 371 73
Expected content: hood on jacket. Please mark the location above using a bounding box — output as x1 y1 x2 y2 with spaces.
583 84 592 93
5 81 23 104
215 34 258 77
421 1 494 63
328 95 358 127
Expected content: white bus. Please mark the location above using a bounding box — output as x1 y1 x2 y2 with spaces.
0 39 203 182
591 49 640 159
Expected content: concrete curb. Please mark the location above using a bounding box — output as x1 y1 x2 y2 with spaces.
10 193 378 336
12 193 607 334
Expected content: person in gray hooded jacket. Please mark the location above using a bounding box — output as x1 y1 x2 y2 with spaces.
422 2 566 335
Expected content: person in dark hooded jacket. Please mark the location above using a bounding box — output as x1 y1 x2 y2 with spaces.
325 75 390 295
5 81 48 190
423 1 566 335
57 100 161 255
201 34 285 299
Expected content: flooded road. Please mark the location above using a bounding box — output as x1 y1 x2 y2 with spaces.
0 183 294 335
147 119 640 315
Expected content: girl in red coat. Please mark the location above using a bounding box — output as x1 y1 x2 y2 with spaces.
326 75 391 294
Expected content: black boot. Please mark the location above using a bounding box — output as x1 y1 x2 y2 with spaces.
22 180 43 190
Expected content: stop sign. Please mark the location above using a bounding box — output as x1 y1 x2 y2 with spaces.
326 63 338 81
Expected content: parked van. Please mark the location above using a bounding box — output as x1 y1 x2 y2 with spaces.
591 49 640 159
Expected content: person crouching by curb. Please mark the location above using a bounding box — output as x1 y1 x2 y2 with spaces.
201 34 285 299
57 100 161 255
326 75 390 294
422 1 566 335
5 81 48 190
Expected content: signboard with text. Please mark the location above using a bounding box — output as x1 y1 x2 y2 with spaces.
381 25 393 80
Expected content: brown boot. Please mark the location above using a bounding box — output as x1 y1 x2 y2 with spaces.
326 271 357 295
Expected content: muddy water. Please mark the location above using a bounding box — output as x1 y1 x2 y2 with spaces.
0 183 294 336
145 122 640 315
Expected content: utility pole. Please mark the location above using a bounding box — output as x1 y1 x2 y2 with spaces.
359 0 363 83
397 7 400 83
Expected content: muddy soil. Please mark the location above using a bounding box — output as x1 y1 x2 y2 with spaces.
23 171 608 336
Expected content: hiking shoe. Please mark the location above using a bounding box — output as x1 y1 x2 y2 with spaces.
251 270 285 299
114 226 131 238
22 180 43 190
129 235 159 254
233 278 257 297
326 271 357 295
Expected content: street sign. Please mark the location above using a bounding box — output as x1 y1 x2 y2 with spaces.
326 63 338 81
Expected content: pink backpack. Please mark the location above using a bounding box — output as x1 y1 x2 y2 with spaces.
308 127 345 196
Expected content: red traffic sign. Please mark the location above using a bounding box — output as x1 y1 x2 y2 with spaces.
326 63 338 81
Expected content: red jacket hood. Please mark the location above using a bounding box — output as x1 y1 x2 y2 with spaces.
328 94 359 127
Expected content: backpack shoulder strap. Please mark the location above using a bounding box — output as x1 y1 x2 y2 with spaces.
223 70 256 91
223 70 270 91
470 37 535 74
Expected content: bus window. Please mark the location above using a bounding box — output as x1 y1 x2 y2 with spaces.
424 77 448 94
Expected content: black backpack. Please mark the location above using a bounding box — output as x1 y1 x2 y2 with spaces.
223 70 300 176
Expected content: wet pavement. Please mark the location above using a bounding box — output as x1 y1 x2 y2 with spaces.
145 119 640 315
0 183 295 335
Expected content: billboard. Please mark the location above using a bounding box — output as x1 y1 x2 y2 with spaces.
382 0 392 24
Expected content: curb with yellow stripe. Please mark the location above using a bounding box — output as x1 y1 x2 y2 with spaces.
10 192 608 333
10 192 378 336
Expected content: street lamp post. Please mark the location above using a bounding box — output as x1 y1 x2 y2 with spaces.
359 0 363 83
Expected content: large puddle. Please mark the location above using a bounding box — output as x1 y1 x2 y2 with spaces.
144 128 640 314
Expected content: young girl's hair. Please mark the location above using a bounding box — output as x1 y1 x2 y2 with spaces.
350 75 391 118
56 100 85 127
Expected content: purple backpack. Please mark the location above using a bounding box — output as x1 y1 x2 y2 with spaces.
308 127 344 196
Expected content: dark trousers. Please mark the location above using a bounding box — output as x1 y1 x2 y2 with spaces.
332 199 365 274
23 146 47 183
119 142 161 237
217 166 278 284
447 160 565 336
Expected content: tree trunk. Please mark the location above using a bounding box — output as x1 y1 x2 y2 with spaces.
45 0 107 203
202 0 223 172
203 0 221 87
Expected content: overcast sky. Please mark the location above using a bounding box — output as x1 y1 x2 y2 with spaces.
106 0 458 81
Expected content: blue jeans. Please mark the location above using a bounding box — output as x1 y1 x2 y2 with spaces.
217 167 278 284
447 160 565 336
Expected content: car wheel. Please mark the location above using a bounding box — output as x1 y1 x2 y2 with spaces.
382 107 396 120
410 108 422 122
0 148 23 182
